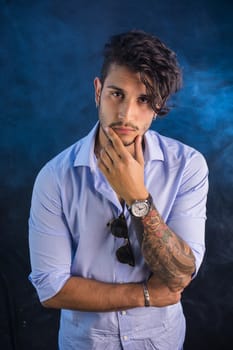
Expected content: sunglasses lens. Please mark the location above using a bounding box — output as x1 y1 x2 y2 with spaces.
116 242 135 267
111 217 128 238
109 214 135 267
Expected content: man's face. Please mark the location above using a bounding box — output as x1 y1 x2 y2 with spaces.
94 64 156 150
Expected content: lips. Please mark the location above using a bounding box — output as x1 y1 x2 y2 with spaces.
112 127 136 135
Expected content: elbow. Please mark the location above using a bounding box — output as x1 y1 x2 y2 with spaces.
40 276 72 309
41 298 55 309
41 295 61 309
41 299 53 308
168 274 192 292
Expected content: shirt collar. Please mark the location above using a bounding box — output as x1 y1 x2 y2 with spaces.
73 122 164 168
73 122 99 168
143 129 164 162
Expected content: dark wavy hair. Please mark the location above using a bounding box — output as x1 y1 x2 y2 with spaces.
100 30 182 116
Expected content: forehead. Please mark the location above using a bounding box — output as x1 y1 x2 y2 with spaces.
103 64 148 93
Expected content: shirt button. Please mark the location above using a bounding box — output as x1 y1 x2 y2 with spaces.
122 335 128 341
121 311 126 315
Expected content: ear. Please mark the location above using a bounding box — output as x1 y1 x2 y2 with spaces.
94 77 102 107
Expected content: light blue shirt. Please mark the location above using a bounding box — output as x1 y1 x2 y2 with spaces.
29 122 208 350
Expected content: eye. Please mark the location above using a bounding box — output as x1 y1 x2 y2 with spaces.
138 95 150 104
111 91 123 98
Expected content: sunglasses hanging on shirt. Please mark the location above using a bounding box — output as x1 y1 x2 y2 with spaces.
107 213 135 267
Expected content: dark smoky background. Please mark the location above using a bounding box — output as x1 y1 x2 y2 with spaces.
0 1 233 349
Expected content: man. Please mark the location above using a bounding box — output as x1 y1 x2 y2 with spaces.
29 30 208 349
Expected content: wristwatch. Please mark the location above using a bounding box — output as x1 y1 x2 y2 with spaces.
128 194 152 218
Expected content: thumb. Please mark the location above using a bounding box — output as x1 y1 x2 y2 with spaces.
134 135 144 165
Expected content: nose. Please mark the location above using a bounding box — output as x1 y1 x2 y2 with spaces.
118 99 136 120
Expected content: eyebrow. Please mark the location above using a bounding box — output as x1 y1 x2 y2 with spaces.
106 85 149 99
106 85 124 92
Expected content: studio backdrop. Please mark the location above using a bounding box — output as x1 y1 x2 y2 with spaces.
1 1 233 349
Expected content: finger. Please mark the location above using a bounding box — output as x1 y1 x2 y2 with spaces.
98 160 109 179
98 158 110 178
104 141 122 163
134 135 144 166
104 127 128 158
98 149 112 172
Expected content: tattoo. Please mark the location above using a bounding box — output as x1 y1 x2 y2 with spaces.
141 203 195 290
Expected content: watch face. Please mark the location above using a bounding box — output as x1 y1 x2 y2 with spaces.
131 201 150 217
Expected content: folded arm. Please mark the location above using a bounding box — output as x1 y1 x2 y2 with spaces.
42 275 181 311
141 203 195 292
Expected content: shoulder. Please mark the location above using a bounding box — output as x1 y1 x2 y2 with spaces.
34 135 87 188
147 129 208 171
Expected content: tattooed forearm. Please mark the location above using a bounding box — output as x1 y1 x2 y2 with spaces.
141 203 195 291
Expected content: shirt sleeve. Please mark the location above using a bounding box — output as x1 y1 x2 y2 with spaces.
166 151 209 276
28 163 72 302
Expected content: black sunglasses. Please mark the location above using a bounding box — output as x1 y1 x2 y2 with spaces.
107 213 135 267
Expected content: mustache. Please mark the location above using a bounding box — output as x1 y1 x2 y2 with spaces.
109 121 139 131
100 122 137 147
